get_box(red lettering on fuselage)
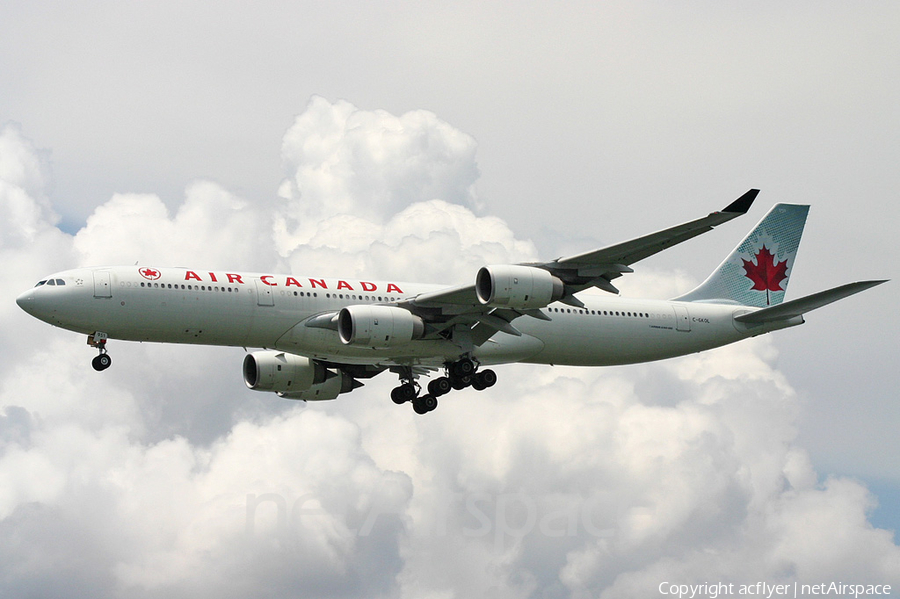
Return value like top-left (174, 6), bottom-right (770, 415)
top-left (178, 271), bottom-right (402, 293)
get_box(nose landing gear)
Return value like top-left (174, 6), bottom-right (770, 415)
top-left (88, 332), bottom-right (112, 371)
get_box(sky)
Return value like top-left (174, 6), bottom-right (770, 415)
top-left (1, 2), bottom-right (899, 597)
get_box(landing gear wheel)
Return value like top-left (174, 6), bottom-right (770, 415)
top-left (391, 382), bottom-right (417, 404)
top-left (428, 376), bottom-right (452, 397)
top-left (92, 353), bottom-right (112, 371)
top-left (473, 369), bottom-right (497, 389)
top-left (450, 375), bottom-right (472, 390)
top-left (413, 394), bottom-right (438, 414)
top-left (390, 386), bottom-right (405, 404)
top-left (451, 357), bottom-right (476, 378)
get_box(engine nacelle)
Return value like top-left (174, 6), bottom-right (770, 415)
top-left (279, 371), bottom-right (360, 402)
top-left (243, 351), bottom-right (327, 394)
top-left (475, 264), bottom-right (564, 310)
top-left (338, 305), bottom-right (425, 348)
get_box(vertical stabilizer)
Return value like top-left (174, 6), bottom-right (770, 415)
top-left (674, 203), bottom-right (809, 307)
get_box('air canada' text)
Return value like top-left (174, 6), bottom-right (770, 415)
top-left (181, 270), bottom-right (404, 294)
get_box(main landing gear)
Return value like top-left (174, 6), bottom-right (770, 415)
top-left (390, 357), bottom-right (497, 415)
top-left (88, 332), bottom-right (112, 371)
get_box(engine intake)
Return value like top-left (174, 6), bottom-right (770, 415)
top-left (475, 265), bottom-right (564, 310)
top-left (243, 351), bottom-right (327, 393)
top-left (338, 305), bottom-right (425, 348)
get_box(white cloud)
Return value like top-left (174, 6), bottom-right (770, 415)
top-left (73, 181), bottom-right (277, 272)
top-left (0, 124), bottom-right (56, 241)
top-left (275, 96), bottom-right (481, 255)
top-left (2, 99), bottom-right (898, 598)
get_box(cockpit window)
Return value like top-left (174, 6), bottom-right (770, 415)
top-left (55, 279), bottom-right (65, 286)
top-left (47, 279), bottom-right (56, 286)
top-left (35, 280), bottom-right (47, 287)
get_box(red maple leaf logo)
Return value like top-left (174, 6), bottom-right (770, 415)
top-left (742, 246), bottom-right (788, 305)
top-left (139, 267), bottom-right (161, 280)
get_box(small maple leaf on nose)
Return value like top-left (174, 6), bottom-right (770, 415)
top-left (743, 245), bottom-right (788, 293)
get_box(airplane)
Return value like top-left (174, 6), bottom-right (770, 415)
top-left (16, 190), bottom-right (886, 414)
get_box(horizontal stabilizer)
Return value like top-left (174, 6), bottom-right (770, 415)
top-left (734, 280), bottom-right (887, 324)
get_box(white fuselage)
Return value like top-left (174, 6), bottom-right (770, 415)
top-left (16, 266), bottom-right (801, 368)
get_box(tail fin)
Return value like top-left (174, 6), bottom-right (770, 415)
top-left (674, 203), bottom-right (810, 307)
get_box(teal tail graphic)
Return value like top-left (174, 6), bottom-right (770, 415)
top-left (674, 203), bottom-right (810, 307)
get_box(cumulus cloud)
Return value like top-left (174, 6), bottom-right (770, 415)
top-left (2, 100), bottom-right (898, 598)
top-left (275, 96), bottom-right (482, 254)
top-left (73, 181), bottom-right (277, 272)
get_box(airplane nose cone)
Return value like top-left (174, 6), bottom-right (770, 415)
top-left (16, 290), bottom-right (35, 314)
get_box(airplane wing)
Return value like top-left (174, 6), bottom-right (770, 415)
top-left (545, 188), bottom-right (758, 294)
top-left (411, 189), bottom-right (758, 310)
top-left (308, 191), bottom-right (758, 346)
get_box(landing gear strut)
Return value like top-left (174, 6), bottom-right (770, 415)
top-left (88, 332), bottom-right (111, 371)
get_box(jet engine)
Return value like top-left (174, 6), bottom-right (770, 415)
top-left (475, 265), bottom-right (564, 310)
top-left (338, 305), bottom-right (425, 348)
top-left (279, 371), bottom-right (361, 402)
top-left (243, 351), bottom-right (327, 394)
